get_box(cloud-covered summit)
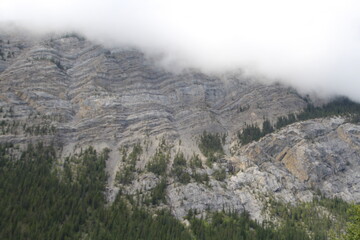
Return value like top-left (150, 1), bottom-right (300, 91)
top-left (1, 0), bottom-right (360, 101)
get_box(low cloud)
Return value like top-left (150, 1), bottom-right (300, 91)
top-left (1, 0), bottom-right (360, 101)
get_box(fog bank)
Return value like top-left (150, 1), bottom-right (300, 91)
top-left (1, 0), bottom-right (360, 101)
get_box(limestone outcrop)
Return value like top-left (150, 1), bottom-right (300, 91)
top-left (1, 31), bottom-right (359, 221)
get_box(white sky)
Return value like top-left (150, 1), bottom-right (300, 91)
top-left (1, 0), bottom-right (360, 101)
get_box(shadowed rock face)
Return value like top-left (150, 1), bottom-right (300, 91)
top-left (1, 31), bottom-right (359, 221)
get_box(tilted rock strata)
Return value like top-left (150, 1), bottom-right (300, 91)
top-left (1, 31), bottom-right (359, 221)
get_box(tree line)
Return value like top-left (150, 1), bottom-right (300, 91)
top-left (0, 142), bottom-right (358, 239)
top-left (238, 97), bottom-right (360, 145)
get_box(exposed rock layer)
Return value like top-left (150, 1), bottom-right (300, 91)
top-left (1, 31), bottom-right (359, 221)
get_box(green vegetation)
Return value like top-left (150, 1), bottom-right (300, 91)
top-left (0, 142), bottom-right (189, 239)
top-left (146, 143), bottom-right (170, 176)
top-left (170, 151), bottom-right (209, 185)
top-left (335, 204), bottom-right (360, 240)
top-left (24, 123), bottom-right (56, 136)
top-left (0, 120), bottom-right (20, 135)
top-left (0, 40), bottom-right (11, 60)
top-left (32, 56), bottom-right (65, 70)
top-left (198, 131), bottom-right (224, 156)
top-left (192, 172), bottom-right (210, 185)
top-left (147, 177), bottom-right (168, 205)
top-left (238, 97), bottom-right (360, 145)
top-left (267, 196), bottom-right (351, 240)
top-left (198, 131), bottom-right (224, 167)
top-left (172, 152), bottom-right (191, 184)
top-left (116, 143), bottom-right (142, 185)
top-left (93, 203), bottom-right (191, 240)
top-left (238, 123), bottom-right (263, 145)
top-left (0, 120), bottom-right (56, 136)
top-left (0, 143), bottom-right (108, 239)
top-left (297, 97), bottom-right (360, 123)
top-left (116, 164), bottom-right (135, 184)
top-left (0, 142), bottom-right (356, 239)
top-left (0, 107), bottom-right (57, 136)
top-left (275, 113), bottom-right (297, 129)
top-left (0, 49), bottom-right (4, 60)
top-left (213, 168), bottom-right (227, 181)
top-left (187, 195), bottom-right (356, 240)
top-left (188, 210), bottom-right (276, 240)
top-left (190, 153), bottom-right (203, 169)
top-left (238, 104), bottom-right (250, 113)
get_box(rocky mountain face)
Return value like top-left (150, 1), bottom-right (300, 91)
top-left (0, 31), bottom-right (359, 221)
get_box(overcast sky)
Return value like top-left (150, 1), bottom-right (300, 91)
top-left (1, 0), bottom-right (360, 101)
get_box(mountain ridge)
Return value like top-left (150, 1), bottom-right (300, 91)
top-left (0, 31), bottom-right (359, 223)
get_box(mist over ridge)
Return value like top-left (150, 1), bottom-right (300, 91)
top-left (1, 0), bottom-right (360, 101)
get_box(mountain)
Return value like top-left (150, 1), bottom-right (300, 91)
top-left (1, 30), bottom-right (359, 238)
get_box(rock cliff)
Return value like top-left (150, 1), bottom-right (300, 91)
top-left (0, 31), bottom-right (359, 221)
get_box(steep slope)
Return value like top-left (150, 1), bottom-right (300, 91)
top-left (0, 33), bottom-right (307, 147)
top-left (122, 117), bottom-right (359, 221)
top-left (1, 31), bottom-right (359, 222)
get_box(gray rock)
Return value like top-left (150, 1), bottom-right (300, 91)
top-left (1, 30), bottom-right (359, 222)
